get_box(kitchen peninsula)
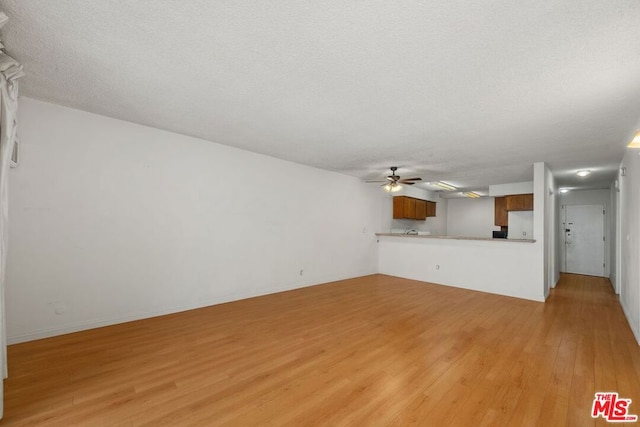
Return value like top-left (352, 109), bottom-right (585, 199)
top-left (378, 165), bottom-right (555, 303)
top-left (376, 232), bottom-right (543, 302)
top-left (376, 233), bottom-right (535, 243)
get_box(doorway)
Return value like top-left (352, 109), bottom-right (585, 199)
top-left (563, 204), bottom-right (605, 276)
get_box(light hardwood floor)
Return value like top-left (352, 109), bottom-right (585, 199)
top-left (3, 273), bottom-right (639, 426)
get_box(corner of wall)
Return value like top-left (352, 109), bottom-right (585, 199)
top-left (533, 162), bottom-right (548, 299)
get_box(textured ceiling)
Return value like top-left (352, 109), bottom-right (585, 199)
top-left (2, 1), bottom-right (640, 192)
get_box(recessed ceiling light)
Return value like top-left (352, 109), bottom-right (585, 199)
top-left (560, 188), bottom-right (570, 193)
top-left (576, 170), bottom-right (591, 177)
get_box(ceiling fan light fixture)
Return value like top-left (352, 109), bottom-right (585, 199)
top-left (434, 181), bottom-right (457, 191)
top-left (368, 167), bottom-right (420, 192)
top-left (628, 130), bottom-right (640, 148)
top-left (384, 183), bottom-right (402, 192)
top-left (576, 170), bottom-right (591, 177)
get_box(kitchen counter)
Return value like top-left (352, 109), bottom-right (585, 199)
top-left (375, 233), bottom-right (535, 243)
top-left (376, 232), bottom-right (544, 301)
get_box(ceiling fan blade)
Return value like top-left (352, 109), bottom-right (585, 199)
top-left (399, 177), bottom-right (422, 182)
top-left (403, 182), bottom-right (416, 185)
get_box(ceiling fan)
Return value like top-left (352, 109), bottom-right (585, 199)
top-left (366, 167), bottom-right (422, 192)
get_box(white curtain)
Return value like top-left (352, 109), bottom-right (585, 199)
top-left (0, 11), bottom-right (23, 419)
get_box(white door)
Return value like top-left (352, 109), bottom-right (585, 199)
top-left (564, 204), bottom-right (604, 276)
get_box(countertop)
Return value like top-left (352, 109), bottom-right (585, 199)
top-left (375, 233), bottom-right (536, 243)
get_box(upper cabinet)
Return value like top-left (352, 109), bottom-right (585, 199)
top-left (505, 194), bottom-right (534, 211)
top-left (494, 196), bottom-right (508, 226)
top-left (415, 199), bottom-right (427, 220)
top-left (495, 193), bottom-right (534, 226)
top-left (393, 196), bottom-right (436, 220)
top-left (426, 200), bottom-right (436, 217)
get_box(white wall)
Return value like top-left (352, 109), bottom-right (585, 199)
top-left (489, 181), bottom-right (534, 196)
top-left (6, 98), bottom-right (386, 343)
top-left (619, 148), bottom-right (640, 343)
top-left (545, 166), bottom-right (559, 293)
top-left (446, 197), bottom-right (500, 238)
top-left (533, 162), bottom-right (548, 299)
top-left (395, 185), bottom-right (439, 202)
top-left (378, 237), bottom-right (544, 301)
top-left (508, 211), bottom-right (533, 239)
top-left (558, 189), bottom-right (612, 277)
top-left (612, 180), bottom-right (620, 293)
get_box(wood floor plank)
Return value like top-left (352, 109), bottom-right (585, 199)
top-left (2, 273), bottom-right (639, 426)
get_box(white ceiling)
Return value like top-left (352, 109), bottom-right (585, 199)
top-left (2, 1), bottom-right (640, 192)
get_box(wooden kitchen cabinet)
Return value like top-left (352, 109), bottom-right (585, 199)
top-left (494, 196), bottom-right (508, 226)
top-left (404, 197), bottom-right (416, 218)
top-left (415, 199), bottom-right (427, 220)
top-left (393, 196), bottom-right (436, 220)
top-left (426, 201), bottom-right (436, 217)
top-left (505, 194), bottom-right (533, 211)
top-left (393, 196), bottom-right (405, 219)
